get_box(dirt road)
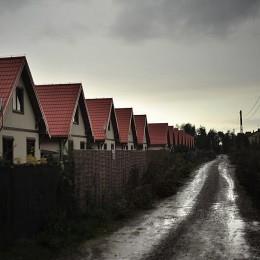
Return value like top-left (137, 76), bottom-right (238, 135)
top-left (60, 155), bottom-right (260, 260)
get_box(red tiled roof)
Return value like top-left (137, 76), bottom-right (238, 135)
top-left (188, 135), bottom-right (191, 147)
top-left (173, 128), bottom-right (179, 145)
top-left (184, 132), bottom-right (187, 146)
top-left (36, 83), bottom-right (82, 137)
top-left (168, 126), bottom-right (174, 145)
top-left (134, 115), bottom-right (149, 145)
top-left (0, 56), bottom-right (25, 118)
top-left (0, 56), bottom-right (48, 133)
top-left (115, 108), bottom-right (135, 144)
top-left (179, 130), bottom-right (184, 145)
top-left (86, 98), bottom-right (116, 141)
top-left (148, 123), bottom-right (168, 145)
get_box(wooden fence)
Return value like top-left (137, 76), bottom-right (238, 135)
top-left (73, 150), bottom-right (148, 210)
top-left (0, 165), bottom-right (60, 243)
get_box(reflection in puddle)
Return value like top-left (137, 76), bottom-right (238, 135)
top-left (58, 156), bottom-right (260, 260)
top-left (216, 159), bottom-right (250, 259)
top-left (77, 161), bottom-right (215, 260)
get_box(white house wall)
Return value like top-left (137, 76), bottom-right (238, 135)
top-left (91, 119), bottom-right (116, 151)
top-left (0, 78), bottom-right (41, 163)
top-left (71, 105), bottom-right (87, 138)
top-left (142, 131), bottom-right (148, 150)
top-left (127, 126), bottom-right (135, 150)
top-left (40, 105), bottom-right (87, 154)
top-left (104, 119), bottom-right (115, 150)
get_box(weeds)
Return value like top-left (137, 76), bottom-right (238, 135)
top-left (230, 147), bottom-right (260, 210)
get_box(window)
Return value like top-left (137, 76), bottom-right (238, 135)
top-left (111, 143), bottom-right (114, 150)
top-left (73, 106), bottom-right (79, 125)
top-left (108, 121), bottom-right (111, 131)
top-left (80, 142), bottom-right (85, 150)
top-left (104, 143), bottom-right (107, 150)
top-left (131, 145), bottom-right (134, 150)
top-left (27, 138), bottom-right (35, 157)
top-left (13, 87), bottom-right (24, 113)
top-left (3, 136), bottom-right (14, 163)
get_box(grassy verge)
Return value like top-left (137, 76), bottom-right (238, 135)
top-left (230, 147), bottom-right (260, 210)
top-left (0, 150), bottom-right (215, 260)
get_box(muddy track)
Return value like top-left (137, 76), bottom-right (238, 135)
top-left (57, 156), bottom-right (260, 260)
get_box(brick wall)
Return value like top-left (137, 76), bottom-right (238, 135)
top-left (73, 150), bottom-right (148, 210)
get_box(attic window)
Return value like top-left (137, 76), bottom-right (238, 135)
top-left (13, 87), bottom-right (24, 113)
top-left (73, 106), bottom-right (79, 125)
top-left (108, 121), bottom-right (111, 131)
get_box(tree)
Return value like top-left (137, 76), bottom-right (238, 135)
top-left (181, 123), bottom-right (196, 136)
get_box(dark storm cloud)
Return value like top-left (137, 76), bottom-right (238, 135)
top-left (0, 0), bottom-right (31, 12)
top-left (112, 0), bottom-right (260, 41)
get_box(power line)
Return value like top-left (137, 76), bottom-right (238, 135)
top-left (245, 95), bottom-right (260, 117)
top-left (248, 102), bottom-right (260, 119)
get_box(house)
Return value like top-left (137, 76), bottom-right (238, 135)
top-left (0, 56), bottom-right (48, 164)
top-left (183, 132), bottom-right (188, 147)
top-left (178, 130), bottom-right (185, 146)
top-left (168, 125), bottom-right (174, 151)
top-left (187, 134), bottom-right (191, 148)
top-left (148, 123), bottom-right (169, 150)
top-left (134, 115), bottom-right (150, 150)
top-left (115, 108), bottom-right (137, 150)
top-left (191, 135), bottom-right (195, 148)
top-left (36, 83), bottom-right (92, 158)
top-left (173, 128), bottom-right (179, 147)
top-left (85, 98), bottom-right (119, 150)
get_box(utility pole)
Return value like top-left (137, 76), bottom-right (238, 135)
top-left (240, 110), bottom-right (243, 134)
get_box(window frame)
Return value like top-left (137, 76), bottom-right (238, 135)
top-left (80, 141), bottom-right (86, 150)
top-left (12, 87), bottom-right (24, 114)
top-left (73, 106), bottom-right (79, 125)
top-left (26, 138), bottom-right (36, 157)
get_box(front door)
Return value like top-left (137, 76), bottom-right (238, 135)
top-left (2, 137), bottom-right (14, 163)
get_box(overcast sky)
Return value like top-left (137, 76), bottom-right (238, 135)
top-left (0, 0), bottom-right (260, 132)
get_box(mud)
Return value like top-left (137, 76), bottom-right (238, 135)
top-left (58, 155), bottom-right (260, 260)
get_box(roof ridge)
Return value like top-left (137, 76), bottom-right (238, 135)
top-left (36, 83), bottom-right (82, 87)
top-left (0, 55), bottom-right (26, 60)
top-left (149, 123), bottom-right (168, 125)
top-left (86, 98), bottom-right (113, 101)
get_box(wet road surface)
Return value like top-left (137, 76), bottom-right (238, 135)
top-left (60, 155), bottom-right (260, 260)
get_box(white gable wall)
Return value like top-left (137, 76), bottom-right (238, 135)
top-left (92, 118), bottom-right (116, 151)
top-left (40, 104), bottom-right (88, 154)
top-left (127, 125), bottom-right (135, 150)
top-left (143, 129), bottom-right (148, 150)
top-left (104, 118), bottom-right (116, 150)
top-left (0, 78), bottom-right (41, 163)
top-left (70, 105), bottom-right (87, 150)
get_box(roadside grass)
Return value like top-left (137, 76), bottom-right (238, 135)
top-left (230, 146), bottom-right (260, 210)
top-left (0, 150), bottom-right (215, 260)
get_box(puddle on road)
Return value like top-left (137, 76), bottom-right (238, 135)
top-left (58, 156), bottom-right (260, 260)
top-left (217, 159), bottom-right (250, 259)
top-left (66, 160), bottom-right (216, 260)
